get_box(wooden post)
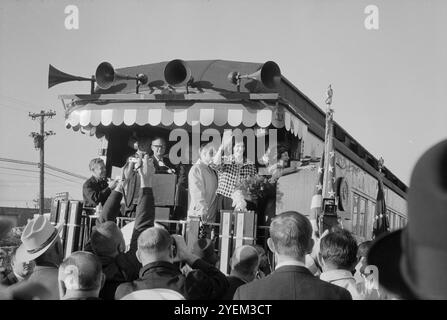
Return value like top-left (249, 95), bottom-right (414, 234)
top-left (186, 217), bottom-right (201, 252)
top-left (218, 210), bottom-right (234, 275)
top-left (233, 210), bottom-right (257, 251)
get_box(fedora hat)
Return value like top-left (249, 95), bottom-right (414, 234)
top-left (16, 215), bottom-right (62, 263)
top-left (368, 139), bottom-right (447, 299)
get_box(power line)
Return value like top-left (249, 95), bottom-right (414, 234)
top-left (45, 164), bottom-right (87, 180)
top-left (0, 169), bottom-right (81, 185)
top-left (0, 158), bottom-right (88, 180)
top-left (0, 94), bottom-right (40, 110)
top-left (0, 199), bottom-right (37, 202)
top-left (44, 171), bottom-right (81, 184)
top-left (0, 158), bottom-right (39, 166)
top-left (0, 166), bottom-right (39, 174)
top-left (0, 171), bottom-right (39, 179)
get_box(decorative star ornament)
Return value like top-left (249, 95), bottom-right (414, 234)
top-left (329, 151), bottom-right (335, 158)
top-left (316, 183), bottom-right (322, 191)
top-left (318, 166), bottom-right (323, 174)
top-left (328, 190), bottom-right (335, 197)
top-left (328, 165), bottom-right (334, 173)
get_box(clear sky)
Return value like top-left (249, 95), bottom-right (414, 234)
top-left (0, 0), bottom-right (446, 207)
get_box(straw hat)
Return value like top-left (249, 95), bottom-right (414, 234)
top-left (16, 215), bottom-right (62, 263)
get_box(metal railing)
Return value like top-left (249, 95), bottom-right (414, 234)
top-left (78, 211), bottom-right (272, 275)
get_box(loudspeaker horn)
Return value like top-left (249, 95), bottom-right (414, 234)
top-left (95, 62), bottom-right (148, 93)
top-left (227, 61), bottom-right (281, 92)
top-left (164, 59), bottom-right (193, 92)
top-left (48, 64), bottom-right (95, 93)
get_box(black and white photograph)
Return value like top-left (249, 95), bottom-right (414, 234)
top-left (0, 0), bottom-right (446, 306)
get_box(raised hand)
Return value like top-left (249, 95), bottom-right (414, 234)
top-left (114, 178), bottom-right (125, 194)
top-left (108, 178), bottom-right (119, 190)
top-left (171, 234), bottom-right (199, 266)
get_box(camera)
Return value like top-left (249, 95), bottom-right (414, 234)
top-left (323, 198), bottom-right (337, 216)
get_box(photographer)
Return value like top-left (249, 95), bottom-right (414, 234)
top-left (114, 228), bottom-right (228, 300)
top-left (83, 158), bottom-right (119, 208)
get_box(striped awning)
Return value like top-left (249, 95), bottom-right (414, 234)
top-left (64, 99), bottom-right (308, 139)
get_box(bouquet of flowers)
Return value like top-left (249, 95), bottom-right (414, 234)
top-left (231, 175), bottom-right (275, 211)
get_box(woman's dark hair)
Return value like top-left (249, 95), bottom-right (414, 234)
top-left (276, 144), bottom-right (290, 160)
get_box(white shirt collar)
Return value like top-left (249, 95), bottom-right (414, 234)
top-left (320, 269), bottom-right (355, 283)
top-left (275, 259), bottom-right (306, 270)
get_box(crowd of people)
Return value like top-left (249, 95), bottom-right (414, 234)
top-left (0, 137), bottom-right (446, 300)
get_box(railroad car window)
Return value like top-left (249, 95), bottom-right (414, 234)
top-left (387, 210), bottom-right (394, 230)
top-left (352, 193), bottom-right (368, 237)
top-left (352, 194), bottom-right (359, 234)
top-left (359, 197), bottom-right (367, 237)
top-left (278, 130), bottom-right (302, 161)
top-left (368, 202), bottom-right (376, 239)
top-left (392, 212), bottom-right (396, 230)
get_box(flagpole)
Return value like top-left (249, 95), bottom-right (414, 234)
top-left (317, 85), bottom-right (336, 235)
top-left (373, 157), bottom-right (389, 238)
top-left (322, 85), bottom-right (333, 199)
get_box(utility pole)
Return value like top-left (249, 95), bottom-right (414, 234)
top-left (29, 110), bottom-right (56, 215)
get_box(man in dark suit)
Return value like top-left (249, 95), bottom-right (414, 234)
top-left (233, 211), bottom-right (352, 300)
top-left (222, 245), bottom-right (259, 300)
top-left (114, 227), bottom-right (228, 300)
top-left (83, 158), bottom-right (118, 208)
top-left (150, 136), bottom-right (188, 220)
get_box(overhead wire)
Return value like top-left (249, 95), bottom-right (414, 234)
top-left (0, 167), bottom-right (81, 185)
top-left (0, 158), bottom-right (88, 180)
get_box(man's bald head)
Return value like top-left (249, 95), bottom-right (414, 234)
top-left (137, 227), bottom-right (172, 262)
top-left (230, 245), bottom-right (259, 278)
top-left (59, 251), bottom-right (103, 292)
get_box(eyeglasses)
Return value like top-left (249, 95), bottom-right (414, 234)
top-left (152, 145), bottom-right (165, 149)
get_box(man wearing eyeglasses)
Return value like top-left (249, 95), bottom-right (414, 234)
top-left (150, 137), bottom-right (174, 174)
top-left (150, 136), bottom-right (188, 220)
